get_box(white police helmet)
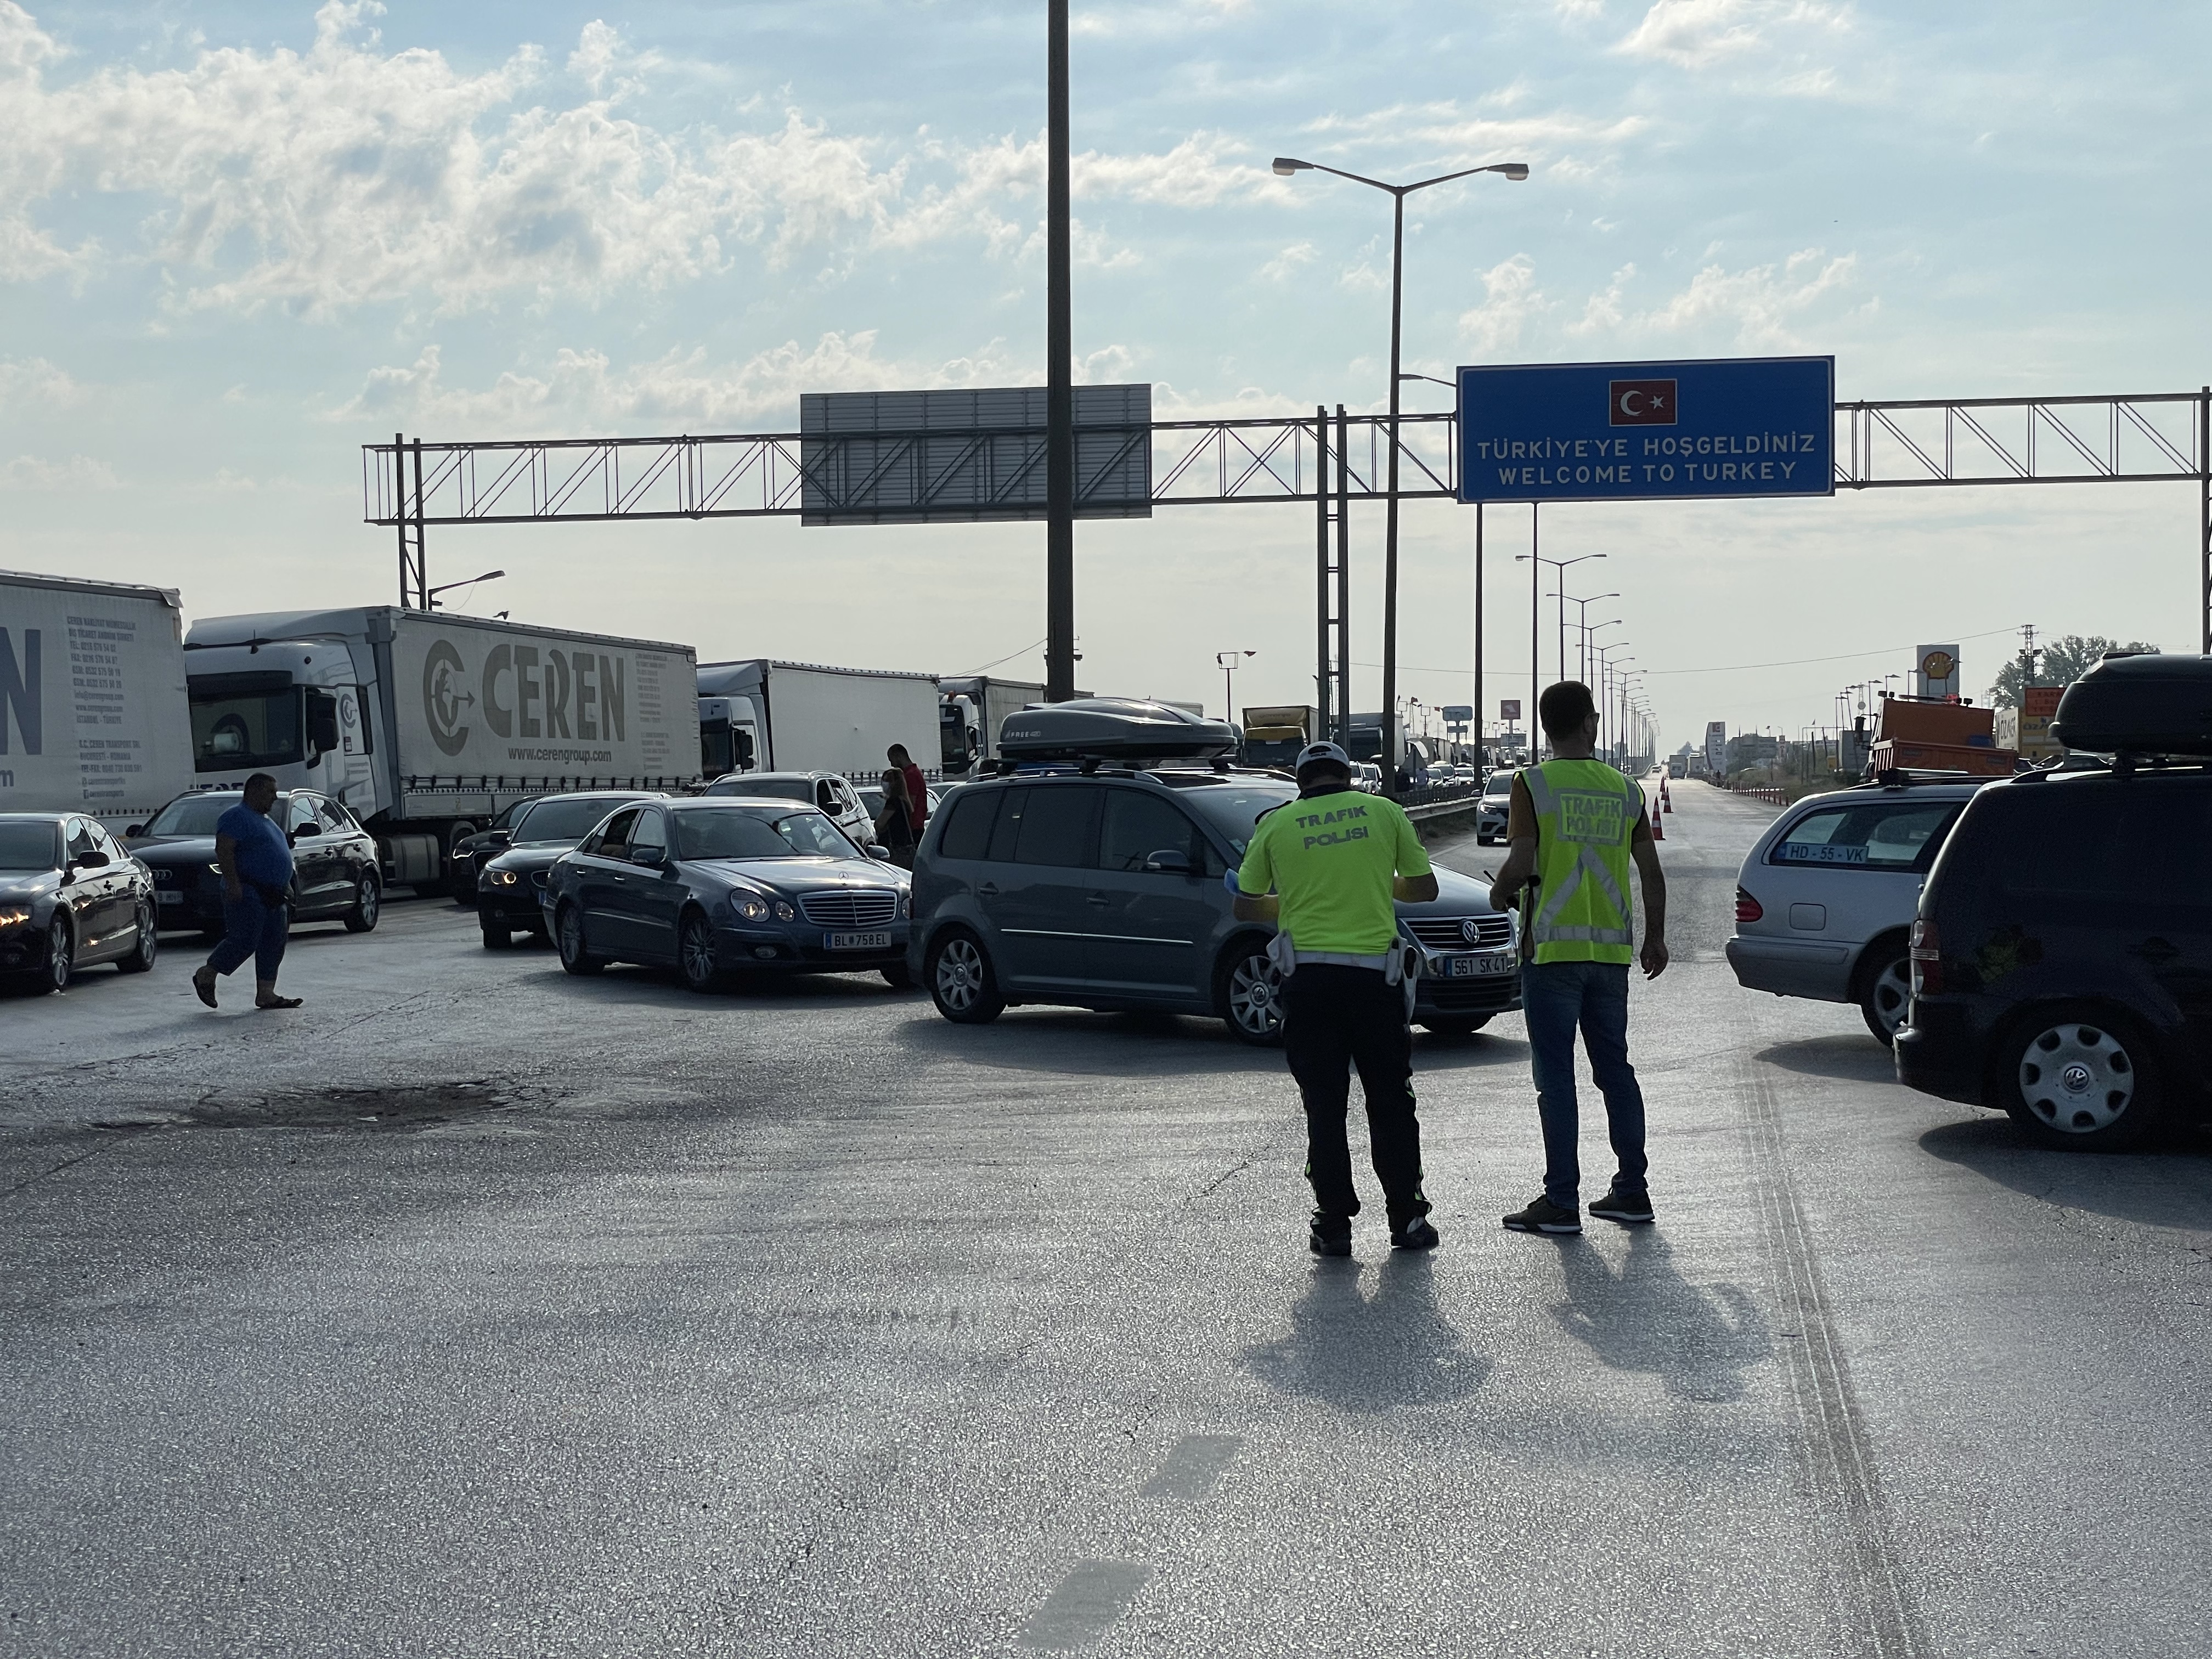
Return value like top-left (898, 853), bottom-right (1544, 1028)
top-left (1293, 740), bottom-right (1353, 780)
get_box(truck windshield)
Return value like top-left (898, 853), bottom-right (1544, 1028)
top-left (191, 690), bottom-right (302, 771)
top-left (674, 807), bottom-right (856, 861)
top-left (513, 797), bottom-right (645, 844)
top-left (144, 795), bottom-right (240, 836)
top-left (0, 821), bottom-right (60, 870)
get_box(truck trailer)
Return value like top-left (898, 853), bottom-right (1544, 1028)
top-left (0, 567), bottom-right (196, 828)
top-left (698, 659), bottom-right (940, 779)
top-left (182, 608), bottom-right (700, 891)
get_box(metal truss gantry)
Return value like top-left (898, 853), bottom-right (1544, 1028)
top-left (366, 388), bottom-right (2212, 650)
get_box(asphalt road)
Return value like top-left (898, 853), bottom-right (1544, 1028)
top-left (4, 783), bottom-right (2209, 1657)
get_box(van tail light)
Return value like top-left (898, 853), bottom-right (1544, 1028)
top-left (1910, 917), bottom-right (1943, 995)
top-left (1735, 887), bottom-right (1763, 925)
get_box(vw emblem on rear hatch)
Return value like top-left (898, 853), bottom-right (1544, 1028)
top-left (1462, 918), bottom-right (1480, 943)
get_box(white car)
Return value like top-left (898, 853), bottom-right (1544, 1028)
top-left (1476, 769), bottom-right (1516, 844)
top-left (1725, 777), bottom-right (1993, 1043)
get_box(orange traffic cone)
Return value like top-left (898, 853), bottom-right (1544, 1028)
top-left (1660, 778), bottom-right (1673, 812)
top-left (1650, 796), bottom-right (1666, 840)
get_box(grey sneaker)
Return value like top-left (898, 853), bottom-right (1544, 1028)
top-left (1502, 1195), bottom-right (1582, 1235)
top-left (1588, 1184), bottom-right (1655, 1224)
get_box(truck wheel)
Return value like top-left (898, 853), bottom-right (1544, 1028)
top-left (2001, 1007), bottom-right (2164, 1151)
top-left (1855, 944), bottom-right (1911, 1046)
top-left (678, 911), bottom-right (724, 994)
top-left (117, 901), bottom-right (158, 973)
top-left (927, 929), bottom-right (1003, 1024)
top-left (342, 873), bottom-right (381, 934)
top-left (1216, 938), bottom-right (1285, 1047)
top-left (556, 904), bottom-right (605, 977)
top-left (1419, 1015), bottom-right (1491, 1037)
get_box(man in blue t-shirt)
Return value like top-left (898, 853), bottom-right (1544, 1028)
top-left (191, 772), bottom-right (302, 1011)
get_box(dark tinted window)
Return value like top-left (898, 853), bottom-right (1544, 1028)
top-left (0, 821), bottom-right (59, 870)
top-left (985, 788), bottom-right (1029, 862)
top-left (674, 807), bottom-right (854, 861)
top-left (589, 808), bottom-right (641, 857)
top-left (66, 819), bottom-right (98, 861)
top-left (144, 795), bottom-right (239, 836)
top-left (704, 776), bottom-right (812, 803)
top-left (516, 797), bottom-right (641, 843)
top-left (1175, 780), bottom-right (1300, 858)
top-left (936, 791), bottom-right (1000, 861)
top-left (1771, 800), bottom-right (1961, 871)
top-left (1098, 790), bottom-right (1201, 872)
top-left (1011, 784), bottom-right (1099, 867)
top-left (1995, 783), bottom-right (2212, 901)
top-left (629, 809), bottom-right (668, 856)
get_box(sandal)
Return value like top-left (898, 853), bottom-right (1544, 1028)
top-left (254, 994), bottom-right (303, 1011)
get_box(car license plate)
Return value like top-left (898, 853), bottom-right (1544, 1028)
top-left (826, 930), bottom-right (891, 951)
top-left (1437, 952), bottom-right (1515, 978)
top-left (156, 891), bottom-right (184, 906)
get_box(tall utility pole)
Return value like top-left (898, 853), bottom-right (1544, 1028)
top-left (1044, 0), bottom-right (1075, 702)
top-left (1472, 504), bottom-right (1485, 768)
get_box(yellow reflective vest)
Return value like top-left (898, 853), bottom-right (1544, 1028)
top-left (1523, 759), bottom-right (1644, 966)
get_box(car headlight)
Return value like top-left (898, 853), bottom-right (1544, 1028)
top-left (206, 862), bottom-right (224, 874)
top-left (494, 870), bottom-right (520, 886)
top-left (732, 893), bottom-right (771, 922)
top-left (899, 888), bottom-right (912, 918)
top-left (0, 907), bottom-right (31, 930)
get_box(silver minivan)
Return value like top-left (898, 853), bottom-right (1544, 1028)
top-left (1726, 778), bottom-right (1991, 1043)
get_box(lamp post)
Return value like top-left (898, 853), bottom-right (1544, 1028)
top-left (1216, 649), bottom-right (1255, 725)
top-left (426, 569), bottom-right (504, 610)
top-left (1594, 644), bottom-right (1631, 764)
top-left (1516, 550), bottom-right (1605, 752)
top-left (1272, 152), bottom-right (1527, 792)
top-left (1549, 592), bottom-right (1619, 682)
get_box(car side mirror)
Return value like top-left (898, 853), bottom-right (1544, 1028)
top-left (866, 843), bottom-right (892, 861)
top-left (125, 824), bottom-right (145, 839)
top-left (489, 831), bottom-right (511, 847)
top-left (73, 849), bottom-right (110, 870)
top-left (307, 702), bottom-right (341, 753)
top-left (629, 845), bottom-right (667, 867)
top-left (293, 822), bottom-right (320, 837)
top-left (1142, 848), bottom-right (1193, 875)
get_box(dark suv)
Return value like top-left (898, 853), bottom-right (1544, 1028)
top-left (1894, 762), bottom-right (2211, 1148)
top-left (907, 767), bottom-right (1521, 1043)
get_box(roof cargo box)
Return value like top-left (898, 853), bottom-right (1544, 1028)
top-left (2049, 653), bottom-right (2212, 757)
top-left (996, 698), bottom-right (1237, 763)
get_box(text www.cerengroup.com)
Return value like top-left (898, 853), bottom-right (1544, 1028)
top-left (505, 747), bottom-right (613, 764)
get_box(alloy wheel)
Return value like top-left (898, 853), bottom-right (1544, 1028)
top-left (1863, 955), bottom-right (1911, 1042)
top-left (46, 919), bottom-right (72, 991)
top-left (934, 935), bottom-right (985, 1013)
top-left (680, 916), bottom-right (720, 991)
top-left (358, 878), bottom-right (379, 927)
top-left (2018, 1022), bottom-right (2135, 1135)
top-left (1227, 951), bottom-right (1283, 1040)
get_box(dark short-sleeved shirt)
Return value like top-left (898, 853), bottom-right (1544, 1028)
top-left (218, 803), bottom-right (294, 889)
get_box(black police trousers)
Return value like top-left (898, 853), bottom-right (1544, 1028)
top-left (1282, 963), bottom-right (1429, 1222)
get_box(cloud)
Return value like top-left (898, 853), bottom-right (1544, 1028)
top-left (1457, 254), bottom-right (1551, 353)
top-left (1295, 100), bottom-right (1648, 184)
top-left (1616, 0), bottom-right (1852, 71)
top-left (0, 452), bottom-right (120, 489)
top-left (0, 4), bottom-right (1299, 318)
top-left (1568, 249), bottom-right (1859, 348)
top-left (1258, 241), bottom-right (1317, 283)
top-left (1071, 0), bottom-right (1251, 38)
top-left (0, 354), bottom-right (86, 405)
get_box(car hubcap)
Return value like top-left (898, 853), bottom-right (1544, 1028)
top-left (137, 905), bottom-right (156, 963)
top-left (1229, 954), bottom-right (1281, 1036)
top-left (684, 922), bottom-right (715, 981)
top-left (1869, 957), bottom-right (1911, 1035)
top-left (936, 939), bottom-right (981, 1011)
top-left (2019, 1023), bottom-right (2135, 1133)
top-left (360, 881), bottom-right (379, 923)
top-left (49, 923), bottom-right (70, 986)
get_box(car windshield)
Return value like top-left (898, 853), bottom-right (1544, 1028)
top-left (514, 797), bottom-right (641, 843)
top-left (0, 821), bottom-right (60, 870)
top-left (706, 776), bottom-right (814, 803)
top-left (1173, 780), bottom-right (1300, 856)
top-left (674, 807), bottom-right (857, 861)
top-left (1484, 774), bottom-right (1514, 798)
top-left (144, 795), bottom-right (239, 836)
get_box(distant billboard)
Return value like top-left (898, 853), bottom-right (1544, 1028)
top-left (1442, 704), bottom-right (1474, 724)
top-left (1500, 698), bottom-right (1522, 721)
top-left (1705, 720), bottom-right (1726, 775)
top-left (801, 385), bottom-right (1152, 525)
top-left (1457, 356), bottom-right (1834, 504)
top-left (1915, 644), bottom-right (1961, 698)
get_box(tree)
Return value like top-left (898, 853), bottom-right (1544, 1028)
top-left (1988, 634), bottom-right (2159, 707)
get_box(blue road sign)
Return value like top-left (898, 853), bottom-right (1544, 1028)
top-left (1457, 356), bottom-right (1834, 504)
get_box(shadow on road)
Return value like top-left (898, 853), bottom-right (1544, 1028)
top-left (1916, 1116), bottom-right (2212, 1230)
top-left (1548, 1229), bottom-right (1770, 1404)
top-left (1755, 1034), bottom-right (1894, 1085)
top-left (891, 1007), bottom-right (1531, 1077)
top-left (1244, 1254), bottom-right (1491, 1414)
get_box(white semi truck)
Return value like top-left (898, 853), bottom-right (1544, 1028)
top-left (182, 608), bottom-right (700, 891)
top-left (939, 675), bottom-right (1055, 775)
top-left (0, 568), bottom-right (196, 828)
top-left (697, 659), bottom-right (940, 779)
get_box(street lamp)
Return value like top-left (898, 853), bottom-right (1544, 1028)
top-left (427, 569), bottom-right (504, 609)
top-left (1550, 591), bottom-right (1619, 682)
top-left (1516, 550), bottom-right (1604, 752)
top-left (1216, 649), bottom-right (1255, 724)
top-left (1273, 152), bottom-right (1528, 790)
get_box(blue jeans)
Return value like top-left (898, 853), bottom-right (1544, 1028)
top-left (1521, 959), bottom-right (1648, 1209)
top-left (207, 888), bottom-right (289, 982)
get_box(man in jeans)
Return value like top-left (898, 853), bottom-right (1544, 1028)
top-left (191, 772), bottom-right (302, 1011)
top-left (1234, 741), bottom-right (1442, 1256)
top-left (1487, 682), bottom-right (1668, 1234)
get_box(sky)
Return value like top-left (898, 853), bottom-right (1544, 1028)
top-left (2, 0), bottom-right (2209, 750)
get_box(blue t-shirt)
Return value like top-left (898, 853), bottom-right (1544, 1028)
top-left (217, 803), bottom-right (294, 889)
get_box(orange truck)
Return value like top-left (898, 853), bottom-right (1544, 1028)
top-left (1868, 695), bottom-right (2017, 776)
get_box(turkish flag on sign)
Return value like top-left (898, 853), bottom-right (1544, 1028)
top-left (1609, 379), bottom-right (1677, 426)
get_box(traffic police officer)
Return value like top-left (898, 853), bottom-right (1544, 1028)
top-left (1234, 740), bottom-right (1442, 1256)
top-left (1487, 681), bottom-right (1669, 1235)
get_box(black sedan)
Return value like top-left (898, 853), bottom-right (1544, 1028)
top-left (445, 795), bottom-right (543, 903)
top-left (127, 789), bottom-right (381, 935)
top-left (0, 813), bottom-right (159, 992)
top-left (540, 797), bottom-right (911, 992)
top-left (476, 791), bottom-right (667, 948)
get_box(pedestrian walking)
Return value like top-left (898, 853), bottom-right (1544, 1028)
top-left (887, 744), bottom-right (929, 834)
top-left (1233, 740), bottom-right (1442, 1256)
top-left (1486, 681), bottom-right (1668, 1235)
top-left (190, 772), bottom-right (301, 1011)
top-left (873, 768), bottom-right (919, 868)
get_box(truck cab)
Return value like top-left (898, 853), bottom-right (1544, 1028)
top-left (699, 695), bottom-right (761, 777)
top-left (183, 635), bottom-right (378, 812)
